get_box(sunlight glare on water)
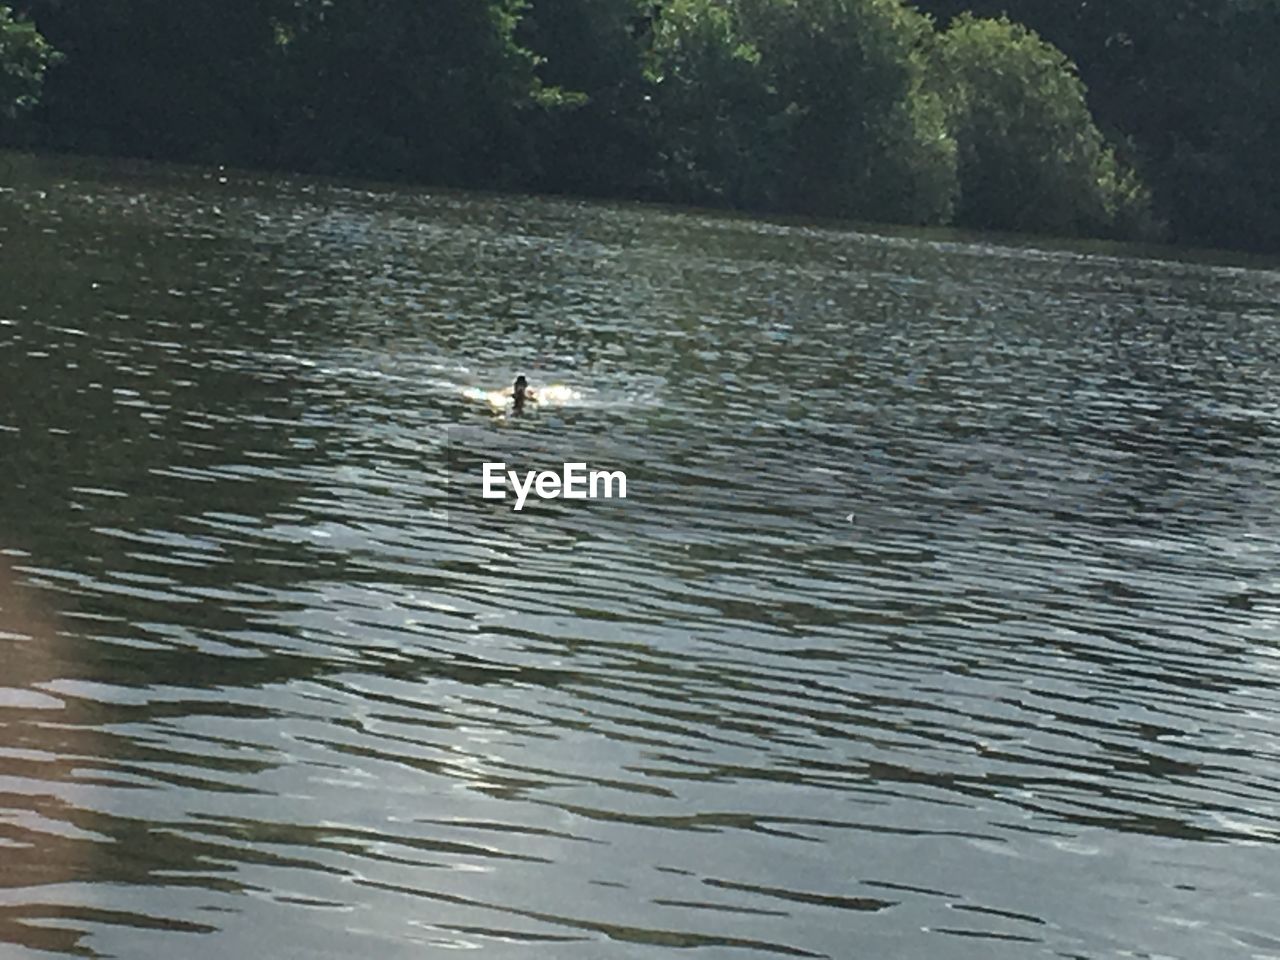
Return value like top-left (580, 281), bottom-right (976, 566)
top-left (3, 154), bottom-right (1280, 959)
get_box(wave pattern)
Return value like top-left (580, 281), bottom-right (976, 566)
top-left (3, 157), bottom-right (1280, 958)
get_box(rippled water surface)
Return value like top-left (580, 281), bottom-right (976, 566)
top-left (4, 153), bottom-right (1280, 959)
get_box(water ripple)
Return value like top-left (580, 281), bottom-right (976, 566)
top-left (3, 155), bottom-right (1280, 958)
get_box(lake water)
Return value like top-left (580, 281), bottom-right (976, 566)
top-left (3, 152), bottom-right (1280, 959)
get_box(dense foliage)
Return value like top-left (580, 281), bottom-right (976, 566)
top-left (647, 0), bottom-right (957, 224)
top-left (914, 0), bottom-right (1280, 250)
top-left (2, 0), bottom-right (1276, 250)
top-left (0, 4), bottom-right (57, 119)
top-left (932, 14), bottom-right (1149, 237)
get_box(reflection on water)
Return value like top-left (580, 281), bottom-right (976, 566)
top-left (3, 153), bottom-right (1280, 958)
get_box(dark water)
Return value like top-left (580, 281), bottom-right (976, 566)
top-left (3, 152), bottom-right (1280, 959)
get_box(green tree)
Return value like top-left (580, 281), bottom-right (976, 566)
top-left (931, 14), bottom-right (1148, 237)
top-left (1143, 0), bottom-right (1280, 250)
top-left (742, 0), bottom-right (956, 223)
top-left (915, 0), bottom-right (1278, 251)
top-left (647, 0), bottom-right (958, 224)
top-left (0, 4), bottom-right (57, 120)
top-left (519, 0), bottom-right (657, 197)
top-left (11, 0), bottom-right (1276, 250)
top-left (18, 0), bottom-right (555, 184)
top-left (646, 0), bottom-right (782, 207)
top-left (271, 0), bottom-right (552, 185)
top-left (18, 0), bottom-right (285, 161)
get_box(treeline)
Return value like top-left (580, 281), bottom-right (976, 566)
top-left (916, 0), bottom-right (1280, 252)
top-left (1, 1), bottom-right (1275, 251)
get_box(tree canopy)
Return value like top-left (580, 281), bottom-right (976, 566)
top-left (0, 4), bottom-right (57, 120)
top-left (647, 0), bottom-right (958, 224)
top-left (2, 0), bottom-right (1275, 251)
top-left (913, 0), bottom-right (1280, 249)
top-left (932, 14), bottom-right (1149, 237)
